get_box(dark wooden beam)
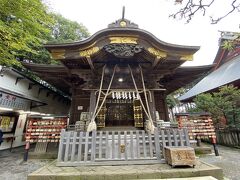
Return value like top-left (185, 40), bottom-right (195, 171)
top-left (52, 94), bottom-right (57, 100)
top-left (15, 77), bottom-right (24, 85)
top-left (46, 91), bottom-right (51, 97)
top-left (152, 57), bottom-right (161, 69)
top-left (86, 56), bottom-right (95, 70)
top-left (28, 82), bottom-right (37, 90)
top-left (38, 87), bottom-right (45, 95)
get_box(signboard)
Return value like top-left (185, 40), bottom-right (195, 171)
top-left (0, 92), bottom-right (30, 110)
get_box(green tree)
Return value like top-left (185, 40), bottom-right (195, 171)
top-left (166, 95), bottom-right (179, 121)
top-left (50, 14), bottom-right (90, 43)
top-left (0, 1), bottom-right (90, 67)
top-left (192, 85), bottom-right (240, 127)
top-left (0, 0), bottom-right (54, 66)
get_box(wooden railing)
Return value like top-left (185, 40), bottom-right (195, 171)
top-left (57, 128), bottom-right (190, 166)
top-left (215, 128), bottom-right (240, 147)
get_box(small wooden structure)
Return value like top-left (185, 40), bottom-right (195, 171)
top-left (164, 146), bottom-right (196, 167)
top-left (57, 128), bottom-right (190, 166)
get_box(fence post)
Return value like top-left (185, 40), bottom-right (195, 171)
top-left (23, 142), bottom-right (30, 161)
top-left (57, 129), bottom-right (65, 162)
top-left (154, 128), bottom-right (161, 160)
top-left (211, 137), bottom-right (219, 156)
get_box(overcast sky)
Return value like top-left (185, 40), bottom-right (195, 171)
top-left (45, 0), bottom-right (239, 66)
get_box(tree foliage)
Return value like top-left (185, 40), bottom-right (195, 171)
top-left (0, 0), bottom-right (54, 66)
top-left (0, 0), bottom-right (90, 67)
top-left (50, 14), bottom-right (89, 43)
top-left (192, 85), bottom-right (240, 128)
top-left (171, 0), bottom-right (240, 24)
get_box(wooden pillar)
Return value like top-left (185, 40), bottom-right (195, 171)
top-left (89, 90), bottom-right (96, 119)
top-left (69, 87), bottom-right (77, 125)
top-left (163, 93), bottom-right (170, 121)
top-left (149, 91), bottom-right (156, 125)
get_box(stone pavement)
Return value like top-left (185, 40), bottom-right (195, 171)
top-left (0, 146), bottom-right (51, 180)
top-left (198, 143), bottom-right (240, 180)
top-left (27, 160), bottom-right (222, 180)
top-left (1, 143), bottom-right (240, 180)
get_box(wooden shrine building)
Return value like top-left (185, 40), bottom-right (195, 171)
top-left (23, 16), bottom-right (213, 131)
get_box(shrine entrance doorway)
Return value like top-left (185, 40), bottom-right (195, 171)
top-left (105, 100), bottom-right (134, 127)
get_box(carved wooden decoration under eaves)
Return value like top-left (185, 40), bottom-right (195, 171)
top-left (79, 47), bottom-right (100, 57)
top-left (109, 37), bottom-right (138, 44)
top-left (147, 47), bottom-right (167, 59)
top-left (104, 44), bottom-right (143, 58)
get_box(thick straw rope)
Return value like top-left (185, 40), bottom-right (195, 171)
top-left (93, 65), bottom-right (117, 120)
top-left (87, 65), bottom-right (106, 132)
top-left (128, 65), bottom-right (151, 121)
top-left (139, 65), bottom-right (155, 133)
top-left (87, 65), bottom-right (117, 132)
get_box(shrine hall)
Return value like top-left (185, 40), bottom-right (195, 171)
top-left (23, 16), bottom-right (213, 131)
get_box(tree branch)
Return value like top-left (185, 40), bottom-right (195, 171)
top-left (210, 0), bottom-right (240, 24)
top-left (170, 0), bottom-right (239, 24)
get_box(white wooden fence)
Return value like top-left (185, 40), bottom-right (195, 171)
top-left (57, 128), bottom-right (190, 166)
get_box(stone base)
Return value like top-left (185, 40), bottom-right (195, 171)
top-left (28, 160), bottom-right (223, 180)
top-left (28, 152), bottom-right (57, 159)
top-left (195, 147), bottom-right (212, 155)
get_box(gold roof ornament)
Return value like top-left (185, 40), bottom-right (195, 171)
top-left (120, 21), bottom-right (127, 27)
top-left (180, 54), bottom-right (193, 61)
top-left (109, 37), bottom-right (138, 44)
top-left (79, 47), bottom-right (100, 57)
top-left (50, 49), bottom-right (65, 60)
top-left (147, 47), bottom-right (167, 59)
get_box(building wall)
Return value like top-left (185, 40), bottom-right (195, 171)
top-left (69, 88), bottom-right (90, 124)
top-left (0, 70), bottom-right (70, 114)
top-left (154, 92), bottom-right (169, 121)
top-left (0, 69), bottom-right (70, 150)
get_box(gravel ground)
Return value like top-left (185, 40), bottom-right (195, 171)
top-left (0, 146), bottom-right (51, 180)
top-left (198, 143), bottom-right (240, 180)
top-left (0, 144), bottom-right (240, 180)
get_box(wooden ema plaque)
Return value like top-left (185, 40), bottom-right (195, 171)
top-left (25, 117), bottom-right (67, 143)
top-left (176, 114), bottom-right (216, 140)
top-left (164, 146), bottom-right (196, 167)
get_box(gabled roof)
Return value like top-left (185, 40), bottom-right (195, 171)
top-left (179, 55), bottom-right (240, 101)
top-left (44, 18), bottom-right (199, 71)
top-left (179, 31), bottom-right (240, 102)
top-left (23, 17), bottom-right (210, 95)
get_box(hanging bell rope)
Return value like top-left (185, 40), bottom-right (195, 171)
top-left (87, 65), bottom-right (106, 132)
top-left (139, 65), bottom-right (155, 134)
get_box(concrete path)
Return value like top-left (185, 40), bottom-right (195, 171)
top-left (0, 143), bottom-right (239, 180)
top-left (199, 143), bottom-right (240, 180)
top-left (27, 160), bottom-right (222, 180)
